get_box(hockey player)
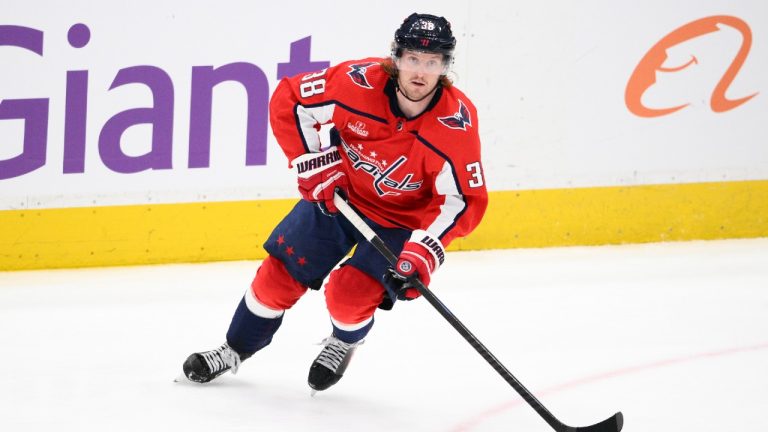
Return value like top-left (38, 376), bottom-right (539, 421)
top-left (182, 12), bottom-right (488, 392)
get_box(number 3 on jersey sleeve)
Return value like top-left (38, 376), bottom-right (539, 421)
top-left (300, 69), bottom-right (328, 98)
top-left (466, 161), bottom-right (484, 188)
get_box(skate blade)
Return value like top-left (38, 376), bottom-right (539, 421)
top-left (173, 373), bottom-right (188, 383)
top-left (310, 389), bottom-right (318, 397)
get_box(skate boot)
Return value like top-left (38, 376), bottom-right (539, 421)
top-left (182, 342), bottom-right (246, 383)
top-left (308, 335), bottom-right (363, 392)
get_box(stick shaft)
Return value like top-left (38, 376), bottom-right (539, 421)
top-left (333, 193), bottom-right (570, 431)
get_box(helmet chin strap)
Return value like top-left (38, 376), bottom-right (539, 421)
top-left (395, 77), bottom-right (440, 103)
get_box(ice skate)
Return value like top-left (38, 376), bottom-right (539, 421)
top-left (182, 342), bottom-right (245, 383)
top-left (308, 335), bottom-right (363, 393)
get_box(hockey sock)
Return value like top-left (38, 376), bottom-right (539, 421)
top-left (226, 296), bottom-right (284, 357)
top-left (331, 316), bottom-right (374, 344)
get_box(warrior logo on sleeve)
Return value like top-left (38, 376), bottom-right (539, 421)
top-left (438, 100), bottom-right (472, 131)
top-left (347, 62), bottom-right (377, 89)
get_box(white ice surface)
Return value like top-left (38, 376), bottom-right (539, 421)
top-left (1, 238), bottom-right (767, 431)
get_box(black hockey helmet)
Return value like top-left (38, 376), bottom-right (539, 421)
top-left (392, 13), bottom-right (456, 60)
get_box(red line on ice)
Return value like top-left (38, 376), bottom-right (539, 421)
top-left (451, 342), bottom-right (768, 431)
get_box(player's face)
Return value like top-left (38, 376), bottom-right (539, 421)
top-left (395, 50), bottom-right (446, 100)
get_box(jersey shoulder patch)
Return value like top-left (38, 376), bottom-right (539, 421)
top-left (437, 99), bottom-right (472, 131)
top-left (346, 61), bottom-right (379, 89)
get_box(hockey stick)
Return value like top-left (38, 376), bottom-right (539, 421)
top-left (333, 192), bottom-right (623, 432)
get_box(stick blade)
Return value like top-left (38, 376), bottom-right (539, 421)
top-left (572, 411), bottom-right (623, 432)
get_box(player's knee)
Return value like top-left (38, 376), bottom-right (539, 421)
top-left (251, 255), bottom-right (308, 310)
top-left (325, 265), bottom-right (384, 324)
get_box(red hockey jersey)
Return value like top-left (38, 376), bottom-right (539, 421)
top-left (269, 57), bottom-right (488, 247)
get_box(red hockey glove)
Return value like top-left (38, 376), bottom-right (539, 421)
top-left (292, 147), bottom-right (348, 216)
top-left (384, 230), bottom-right (446, 301)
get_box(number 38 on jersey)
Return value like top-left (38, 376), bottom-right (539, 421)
top-left (300, 69), bottom-right (328, 98)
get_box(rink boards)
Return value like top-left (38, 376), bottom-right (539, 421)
top-left (3, 179), bottom-right (767, 270)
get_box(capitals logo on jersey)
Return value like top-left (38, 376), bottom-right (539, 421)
top-left (340, 139), bottom-right (422, 197)
top-left (347, 62), bottom-right (377, 89)
top-left (438, 100), bottom-right (472, 131)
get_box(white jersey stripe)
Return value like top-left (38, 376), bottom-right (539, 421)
top-left (295, 104), bottom-right (336, 153)
top-left (428, 161), bottom-right (467, 238)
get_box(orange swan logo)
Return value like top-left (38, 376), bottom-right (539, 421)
top-left (626, 15), bottom-right (758, 117)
